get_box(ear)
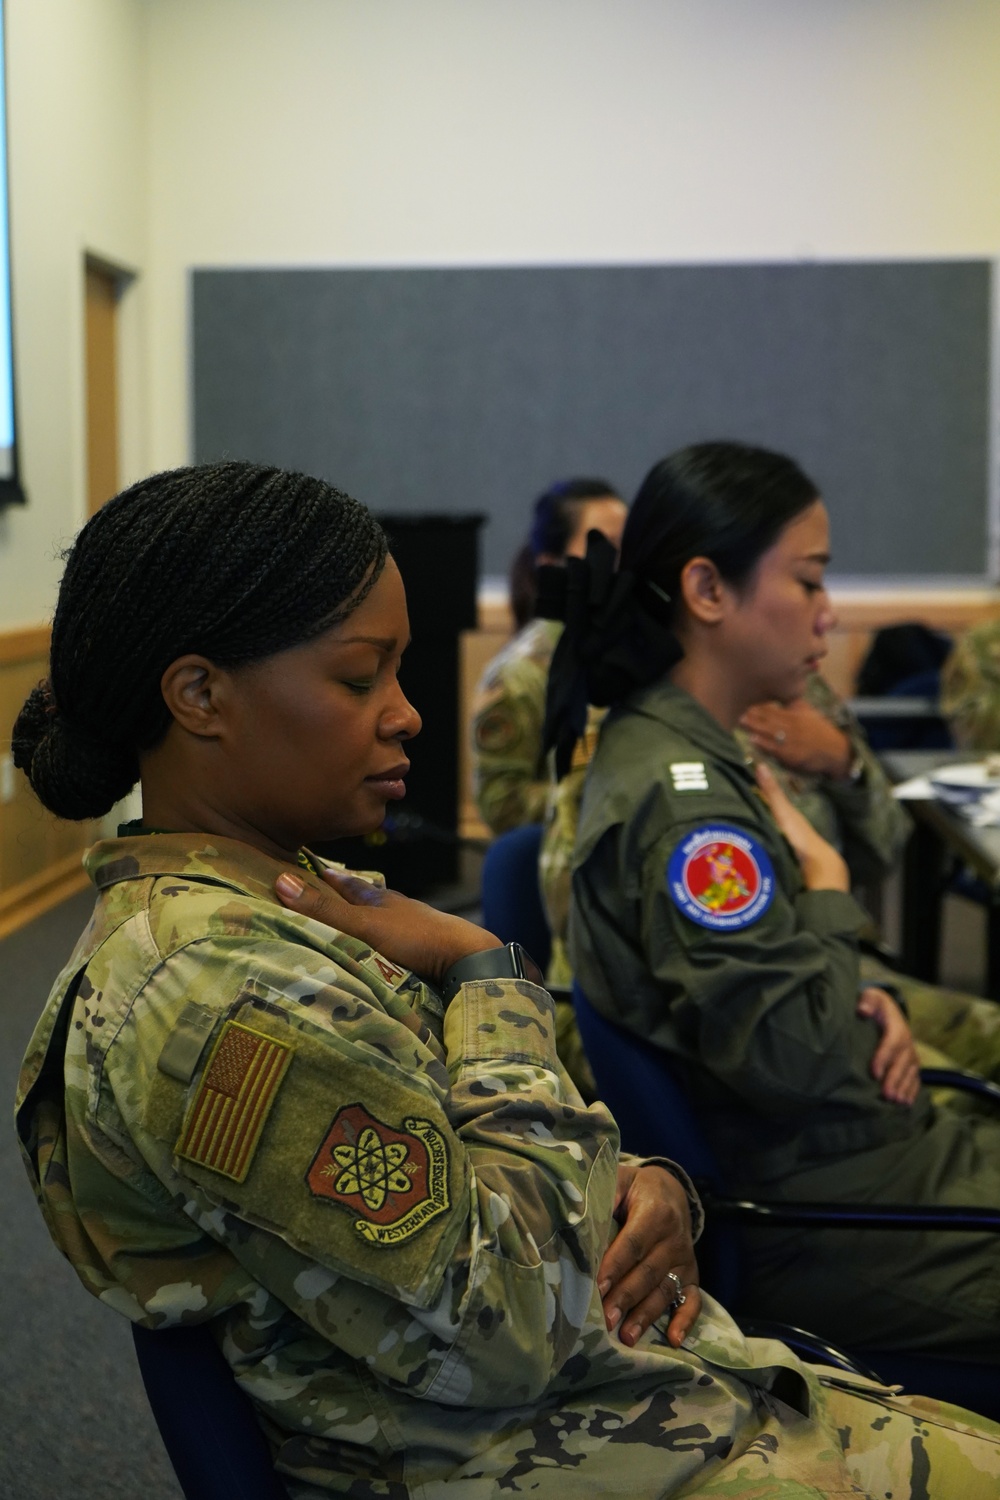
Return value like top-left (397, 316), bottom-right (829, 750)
top-left (678, 556), bottom-right (730, 625)
top-left (160, 655), bottom-right (229, 738)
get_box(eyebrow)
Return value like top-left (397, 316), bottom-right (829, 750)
top-left (799, 551), bottom-right (831, 566)
top-left (335, 634), bottom-right (410, 651)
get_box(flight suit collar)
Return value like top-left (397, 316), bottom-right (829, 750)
top-left (624, 677), bottom-right (754, 775)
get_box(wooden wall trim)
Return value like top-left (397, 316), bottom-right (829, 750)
top-left (830, 589), bottom-right (1000, 631)
top-left (477, 589), bottom-right (1000, 635)
top-left (0, 623), bottom-right (51, 667)
top-left (0, 853), bottom-right (89, 942)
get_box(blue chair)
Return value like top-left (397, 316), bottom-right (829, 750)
top-left (480, 823), bottom-right (552, 973)
top-left (132, 1321), bottom-right (291, 1500)
top-left (573, 982), bottom-right (1000, 1420)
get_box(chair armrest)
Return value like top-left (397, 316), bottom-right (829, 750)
top-left (920, 1066), bottom-right (1000, 1107)
top-left (704, 1195), bottom-right (1000, 1232)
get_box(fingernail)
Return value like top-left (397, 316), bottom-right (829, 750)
top-left (623, 1321), bottom-right (642, 1343)
top-left (606, 1306), bottom-right (621, 1331)
top-left (598, 1278), bottom-right (611, 1297)
top-left (276, 873), bottom-right (305, 899)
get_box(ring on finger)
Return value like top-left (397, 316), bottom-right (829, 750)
top-left (665, 1270), bottom-right (686, 1310)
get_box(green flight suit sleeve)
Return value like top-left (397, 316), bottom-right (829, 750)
top-left (796, 674), bottom-right (911, 885)
top-left (107, 936), bottom-right (622, 1407)
top-left (636, 822), bottom-right (878, 1121)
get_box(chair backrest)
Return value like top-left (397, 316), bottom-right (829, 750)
top-left (132, 1321), bottom-right (291, 1500)
top-left (572, 982), bottom-right (722, 1182)
top-left (572, 981), bottom-right (745, 1302)
top-left (480, 823), bottom-right (552, 972)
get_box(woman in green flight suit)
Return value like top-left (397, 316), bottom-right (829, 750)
top-left (556, 441), bottom-right (1000, 1364)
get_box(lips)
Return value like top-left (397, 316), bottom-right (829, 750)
top-left (365, 762), bottom-right (409, 800)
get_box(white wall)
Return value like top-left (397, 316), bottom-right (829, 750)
top-left (5, 0), bottom-right (1000, 626)
top-left (0, 0), bottom-right (147, 629)
top-left (144, 0), bottom-right (1000, 472)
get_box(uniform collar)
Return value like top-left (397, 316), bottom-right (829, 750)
top-left (623, 677), bottom-right (755, 774)
top-left (84, 831), bottom-right (305, 907)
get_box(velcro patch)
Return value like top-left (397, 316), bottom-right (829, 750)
top-left (361, 951), bottom-right (409, 991)
top-left (306, 1103), bottom-right (450, 1247)
top-left (176, 1021), bottom-right (293, 1181)
top-left (670, 761), bottom-right (709, 792)
top-left (667, 824), bottom-right (775, 931)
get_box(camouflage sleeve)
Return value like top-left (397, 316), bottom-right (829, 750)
top-left (539, 760), bottom-right (586, 980)
top-left (119, 938), bottom-right (622, 1406)
top-left (819, 716), bottom-right (911, 883)
top-left (471, 673), bottom-right (549, 834)
top-left (539, 712), bottom-right (604, 988)
top-left (940, 623), bottom-right (1000, 751)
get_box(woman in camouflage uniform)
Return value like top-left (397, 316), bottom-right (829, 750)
top-left (942, 618), bottom-right (1000, 751)
top-left (13, 461), bottom-right (1000, 1497)
top-left (557, 442), bottom-right (1000, 1364)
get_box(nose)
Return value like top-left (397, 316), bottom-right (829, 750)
top-left (817, 590), bottom-right (837, 636)
top-left (381, 681), bottom-right (422, 741)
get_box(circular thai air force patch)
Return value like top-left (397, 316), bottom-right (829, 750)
top-left (667, 825), bottom-right (775, 931)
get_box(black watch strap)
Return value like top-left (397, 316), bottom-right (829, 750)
top-left (441, 942), bottom-right (545, 1006)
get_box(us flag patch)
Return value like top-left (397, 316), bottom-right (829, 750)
top-left (176, 1021), bottom-right (293, 1181)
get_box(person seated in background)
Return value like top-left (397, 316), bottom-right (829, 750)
top-left (471, 477), bottom-right (626, 836)
top-left (555, 441), bottom-right (1000, 1361)
top-left (941, 616), bottom-right (1000, 750)
top-left (541, 604), bottom-right (1000, 1088)
top-left (14, 459), bottom-right (1000, 1499)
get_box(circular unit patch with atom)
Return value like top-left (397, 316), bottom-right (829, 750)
top-left (667, 825), bottom-right (775, 931)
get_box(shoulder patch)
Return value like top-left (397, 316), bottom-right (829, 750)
top-left (667, 825), bottom-right (775, 931)
top-left (474, 705), bottom-right (519, 752)
top-left (176, 1021), bottom-right (293, 1181)
top-left (669, 761), bottom-right (709, 792)
top-left (306, 1103), bottom-right (450, 1246)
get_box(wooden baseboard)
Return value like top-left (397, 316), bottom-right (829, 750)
top-left (0, 853), bottom-right (90, 941)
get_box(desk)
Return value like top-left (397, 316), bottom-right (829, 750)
top-left (847, 697), bottom-right (941, 720)
top-left (880, 750), bottom-right (1000, 998)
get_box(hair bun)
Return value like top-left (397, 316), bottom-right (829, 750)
top-left (12, 680), bottom-right (139, 820)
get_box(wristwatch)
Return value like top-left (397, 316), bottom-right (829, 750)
top-left (441, 941), bottom-right (546, 1007)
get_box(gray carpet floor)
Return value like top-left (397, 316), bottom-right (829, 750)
top-left (1, 889), bottom-right (182, 1500)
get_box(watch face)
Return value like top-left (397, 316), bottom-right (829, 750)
top-left (510, 943), bottom-right (545, 987)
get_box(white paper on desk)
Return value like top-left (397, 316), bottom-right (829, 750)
top-left (892, 776), bottom-right (937, 800)
top-left (960, 789), bottom-right (1000, 827)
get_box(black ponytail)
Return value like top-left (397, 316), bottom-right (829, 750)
top-left (542, 442), bottom-right (819, 776)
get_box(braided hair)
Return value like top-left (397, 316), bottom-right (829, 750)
top-left (12, 461), bottom-right (387, 820)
